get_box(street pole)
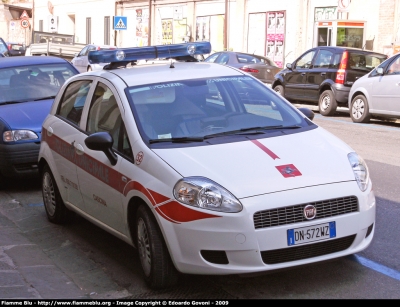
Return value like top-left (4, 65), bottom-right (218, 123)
top-left (148, 0), bottom-right (152, 46)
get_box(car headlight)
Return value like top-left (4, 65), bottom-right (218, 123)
top-left (3, 130), bottom-right (39, 142)
top-left (173, 176), bottom-right (242, 213)
top-left (348, 152), bottom-right (369, 192)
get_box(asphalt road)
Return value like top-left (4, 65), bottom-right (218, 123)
top-left (1, 106), bottom-right (399, 299)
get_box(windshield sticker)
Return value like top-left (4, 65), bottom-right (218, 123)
top-left (208, 77), bottom-right (253, 83)
top-left (149, 83), bottom-right (183, 89)
top-left (158, 133), bottom-right (172, 139)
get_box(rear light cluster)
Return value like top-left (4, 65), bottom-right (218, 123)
top-left (239, 67), bottom-right (259, 73)
top-left (335, 51), bottom-right (348, 84)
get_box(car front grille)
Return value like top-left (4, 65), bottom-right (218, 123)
top-left (261, 235), bottom-right (356, 264)
top-left (254, 196), bottom-right (358, 229)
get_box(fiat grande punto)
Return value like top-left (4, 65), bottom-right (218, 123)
top-left (38, 42), bottom-right (376, 289)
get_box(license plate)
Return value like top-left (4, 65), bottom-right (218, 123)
top-left (287, 221), bottom-right (336, 246)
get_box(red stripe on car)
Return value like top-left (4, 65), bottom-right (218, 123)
top-left (251, 140), bottom-right (280, 160)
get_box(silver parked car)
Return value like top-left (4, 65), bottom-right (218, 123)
top-left (204, 51), bottom-right (281, 84)
top-left (349, 52), bottom-right (400, 123)
top-left (71, 44), bottom-right (116, 73)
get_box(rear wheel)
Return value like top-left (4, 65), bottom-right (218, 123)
top-left (136, 205), bottom-right (179, 289)
top-left (318, 90), bottom-right (337, 116)
top-left (41, 165), bottom-right (72, 224)
top-left (350, 95), bottom-right (371, 123)
top-left (273, 84), bottom-right (285, 96)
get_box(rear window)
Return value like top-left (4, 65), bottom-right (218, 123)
top-left (348, 52), bottom-right (387, 72)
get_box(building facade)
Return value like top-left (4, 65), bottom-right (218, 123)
top-left (1, 0), bottom-right (400, 66)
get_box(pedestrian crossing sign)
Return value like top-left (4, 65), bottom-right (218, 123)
top-left (113, 16), bottom-right (127, 30)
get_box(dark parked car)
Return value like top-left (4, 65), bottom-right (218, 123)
top-left (0, 37), bottom-right (9, 57)
top-left (204, 51), bottom-right (281, 84)
top-left (272, 46), bottom-right (387, 116)
top-left (6, 42), bottom-right (26, 56)
top-left (0, 56), bottom-right (79, 186)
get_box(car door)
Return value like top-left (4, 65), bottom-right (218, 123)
top-left (284, 49), bottom-right (317, 99)
top-left (370, 54), bottom-right (400, 114)
top-left (49, 79), bottom-right (94, 210)
top-left (74, 80), bottom-right (128, 233)
top-left (304, 49), bottom-right (334, 101)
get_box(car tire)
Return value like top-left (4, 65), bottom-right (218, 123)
top-left (273, 85), bottom-right (285, 96)
top-left (318, 90), bottom-right (337, 116)
top-left (136, 205), bottom-right (179, 289)
top-left (350, 95), bottom-right (371, 123)
top-left (87, 66), bottom-right (92, 72)
top-left (41, 165), bottom-right (72, 224)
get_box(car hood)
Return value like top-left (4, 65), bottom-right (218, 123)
top-left (153, 127), bottom-right (357, 199)
top-left (0, 99), bottom-right (53, 133)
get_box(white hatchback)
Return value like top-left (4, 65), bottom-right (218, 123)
top-left (349, 52), bottom-right (400, 123)
top-left (38, 42), bottom-right (376, 289)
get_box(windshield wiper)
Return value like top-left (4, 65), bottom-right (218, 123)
top-left (204, 125), bottom-right (302, 139)
top-left (149, 136), bottom-right (204, 144)
top-left (33, 95), bottom-right (56, 101)
top-left (0, 100), bottom-right (26, 105)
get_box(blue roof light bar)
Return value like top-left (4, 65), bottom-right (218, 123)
top-left (88, 42), bottom-right (211, 64)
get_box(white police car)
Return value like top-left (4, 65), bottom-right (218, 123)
top-left (38, 42), bottom-right (376, 289)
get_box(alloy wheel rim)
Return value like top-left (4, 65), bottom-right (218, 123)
top-left (321, 94), bottom-right (330, 110)
top-left (137, 218), bottom-right (151, 276)
top-left (352, 98), bottom-right (365, 119)
top-left (42, 172), bottom-right (56, 216)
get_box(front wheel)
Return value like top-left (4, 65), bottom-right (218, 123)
top-left (136, 205), bottom-right (179, 289)
top-left (350, 95), bottom-right (371, 123)
top-left (273, 84), bottom-right (285, 96)
top-left (318, 90), bottom-right (337, 116)
top-left (41, 165), bottom-right (72, 224)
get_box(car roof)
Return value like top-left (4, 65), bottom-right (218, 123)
top-left (0, 56), bottom-right (70, 68)
top-left (315, 46), bottom-right (387, 56)
top-left (89, 61), bottom-right (244, 87)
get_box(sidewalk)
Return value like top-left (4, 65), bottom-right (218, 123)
top-left (0, 196), bottom-right (89, 299)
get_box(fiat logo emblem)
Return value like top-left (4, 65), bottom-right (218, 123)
top-left (303, 204), bottom-right (317, 220)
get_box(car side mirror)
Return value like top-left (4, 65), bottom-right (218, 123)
top-left (85, 132), bottom-right (118, 166)
top-left (298, 107), bottom-right (314, 121)
top-left (286, 63), bottom-right (292, 70)
top-left (376, 67), bottom-right (384, 75)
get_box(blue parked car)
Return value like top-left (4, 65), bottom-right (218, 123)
top-left (0, 56), bottom-right (79, 185)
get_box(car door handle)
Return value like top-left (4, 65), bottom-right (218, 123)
top-left (321, 72), bottom-right (326, 76)
top-left (301, 73), bottom-right (306, 76)
top-left (75, 143), bottom-right (84, 155)
top-left (396, 82), bottom-right (400, 86)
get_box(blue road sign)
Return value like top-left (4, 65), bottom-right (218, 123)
top-left (113, 16), bottom-right (127, 30)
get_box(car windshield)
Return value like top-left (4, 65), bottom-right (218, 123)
top-left (127, 76), bottom-right (309, 143)
top-left (0, 63), bottom-right (77, 104)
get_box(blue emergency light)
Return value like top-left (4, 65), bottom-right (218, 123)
top-left (88, 42), bottom-right (211, 65)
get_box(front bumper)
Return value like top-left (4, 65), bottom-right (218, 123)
top-left (159, 181), bottom-right (375, 275)
top-left (0, 142), bottom-right (41, 178)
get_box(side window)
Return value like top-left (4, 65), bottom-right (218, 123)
top-left (78, 46), bottom-right (88, 57)
top-left (330, 53), bottom-right (342, 69)
top-left (216, 54), bottom-right (229, 64)
top-left (87, 83), bottom-right (122, 150)
top-left (295, 50), bottom-right (316, 69)
top-left (386, 56), bottom-right (400, 75)
top-left (57, 80), bottom-right (92, 125)
top-left (205, 53), bottom-right (220, 63)
top-left (313, 50), bottom-right (334, 68)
